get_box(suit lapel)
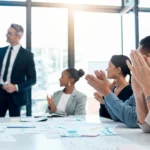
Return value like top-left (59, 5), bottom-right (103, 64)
top-left (12, 46), bottom-right (23, 70)
top-left (54, 90), bottom-right (64, 106)
top-left (65, 88), bottom-right (77, 113)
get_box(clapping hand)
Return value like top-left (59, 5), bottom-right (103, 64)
top-left (93, 92), bottom-right (104, 104)
top-left (47, 95), bottom-right (56, 112)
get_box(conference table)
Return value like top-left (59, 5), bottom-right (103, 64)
top-left (0, 115), bottom-right (149, 150)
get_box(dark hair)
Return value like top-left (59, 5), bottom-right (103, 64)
top-left (65, 68), bottom-right (85, 83)
top-left (139, 36), bottom-right (150, 55)
top-left (110, 55), bottom-right (131, 83)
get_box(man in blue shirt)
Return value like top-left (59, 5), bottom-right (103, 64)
top-left (85, 36), bottom-right (150, 128)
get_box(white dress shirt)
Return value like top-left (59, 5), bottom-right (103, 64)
top-left (0, 44), bottom-right (20, 84)
top-left (57, 93), bottom-right (71, 113)
top-left (139, 111), bottom-right (150, 133)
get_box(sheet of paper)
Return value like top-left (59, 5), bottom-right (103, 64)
top-left (118, 145), bottom-right (142, 150)
top-left (61, 137), bottom-right (117, 150)
top-left (100, 128), bottom-right (118, 136)
top-left (0, 134), bottom-right (16, 142)
top-left (20, 116), bottom-right (48, 122)
top-left (61, 136), bottom-right (147, 150)
top-left (44, 132), bottom-right (60, 139)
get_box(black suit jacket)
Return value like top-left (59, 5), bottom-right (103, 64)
top-left (0, 46), bottom-right (36, 106)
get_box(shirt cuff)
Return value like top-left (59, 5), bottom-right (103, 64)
top-left (145, 111), bottom-right (150, 125)
top-left (104, 92), bottom-right (118, 105)
top-left (138, 122), bottom-right (150, 133)
top-left (15, 84), bottom-right (18, 92)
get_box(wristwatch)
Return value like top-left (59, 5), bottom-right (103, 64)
top-left (146, 96), bottom-right (150, 103)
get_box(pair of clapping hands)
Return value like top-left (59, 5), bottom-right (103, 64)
top-left (86, 50), bottom-right (150, 103)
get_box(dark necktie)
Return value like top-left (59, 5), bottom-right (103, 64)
top-left (3, 47), bottom-right (13, 82)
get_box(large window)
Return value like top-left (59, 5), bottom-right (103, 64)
top-left (139, 12), bottom-right (150, 40)
top-left (75, 12), bottom-right (121, 92)
top-left (139, 0), bottom-right (150, 7)
top-left (0, 6), bottom-right (26, 47)
top-left (122, 13), bottom-right (135, 56)
top-left (0, 0), bottom-right (25, 1)
top-left (74, 12), bottom-right (121, 114)
top-left (32, 8), bottom-right (68, 114)
top-left (32, 0), bottom-right (121, 5)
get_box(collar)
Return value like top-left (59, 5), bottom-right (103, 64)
top-left (9, 44), bottom-right (21, 51)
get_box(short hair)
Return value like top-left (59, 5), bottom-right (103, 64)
top-left (10, 23), bottom-right (24, 35)
top-left (65, 68), bottom-right (85, 83)
top-left (139, 36), bottom-right (150, 54)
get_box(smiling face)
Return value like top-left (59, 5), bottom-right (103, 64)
top-left (106, 61), bottom-right (120, 79)
top-left (59, 70), bottom-right (71, 87)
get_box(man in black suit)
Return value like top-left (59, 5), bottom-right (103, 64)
top-left (0, 23), bottom-right (36, 117)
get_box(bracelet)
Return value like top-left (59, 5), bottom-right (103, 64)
top-left (146, 96), bottom-right (150, 103)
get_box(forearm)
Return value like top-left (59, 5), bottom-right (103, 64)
top-left (105, 93), bottom-right (138, 128)
top-left (49, 104), bottom-right (56, 113)
top-left (135, 93), bottom-right (148, 124)
top-left (18, 78), bottom-right (36, 91)
top-left (105, 103), bottom-right (119, 121)
top-left (148, 102), bottom-right (150, 110)
top-left (143, 88), bottom-right (150, 111)
top-left (102, 88), bottom-right (111, 97)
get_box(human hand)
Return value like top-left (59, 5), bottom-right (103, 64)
top-left (85, 70), bottom-right (111, 97)
top-left (131, 76), bottom-right (143, 96)
top-left (94, 70), bottom-right (116, 91)
top-left (93, 92), bottom-right (104, 104)
top-left (3, 83), bottom-right (17, 93)
top-left (47, 95), bottom-right (56, 112)
top-left (127, 50), bottom-right (150, 96)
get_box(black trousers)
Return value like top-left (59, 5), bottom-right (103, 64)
top-left (0, 89), bottom-right (21, 117)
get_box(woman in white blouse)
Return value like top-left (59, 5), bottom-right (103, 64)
top-left (46, 68), bottom-right (87, 116)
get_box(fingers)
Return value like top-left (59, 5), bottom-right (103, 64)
top-left (135, 50), bottom-right (147, 66)
top-left (94, 70), bottom-right (102, 80)
top-left (130, 50), bottom-right (139, 69)
top-left (85, 74), bottom-right (97, 85)
top-left (126, 60), bottom-right (133, 72)
top-left (144, 56), bottom-right (150, 68)
top-left (131, 50), bottom-right (147, 69)
top-left (47, 95), bottom-right (53, 102)
top-left (100, 70), bottom-right (107, 80)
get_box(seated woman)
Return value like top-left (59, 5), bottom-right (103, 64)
top-left (94, 55), bottom-right (133, 119)
top-left (46, 68), bottom-right (87, 116)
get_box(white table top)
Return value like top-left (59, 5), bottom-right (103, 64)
top-left (0, 115), bottom-right (149, 150)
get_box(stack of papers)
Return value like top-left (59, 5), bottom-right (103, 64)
top-left (34, 113), bottom-right (66, 118)
top-left (20, 116), bottom-right (48, 122)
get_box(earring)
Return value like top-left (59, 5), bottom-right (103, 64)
top-left (68, 81), bottom-right (70, 86)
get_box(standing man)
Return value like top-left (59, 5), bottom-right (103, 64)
top-left (0, 24), bottom-right (36, 117)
